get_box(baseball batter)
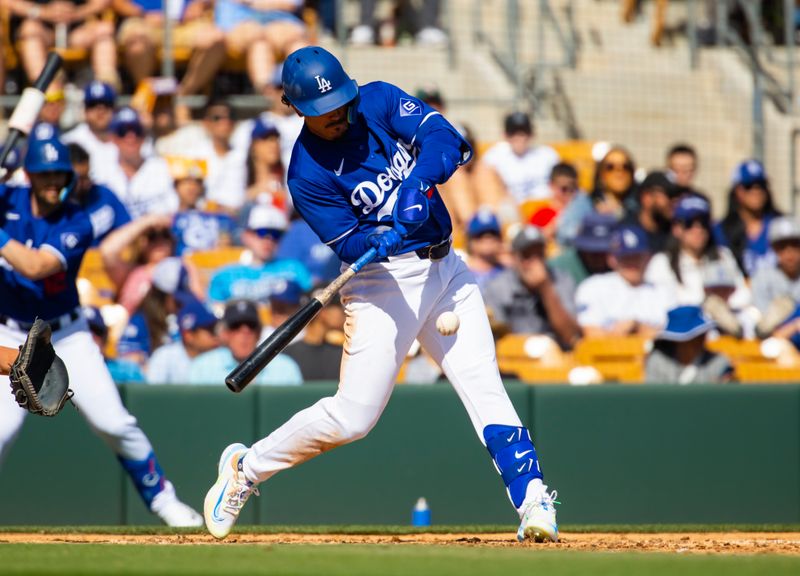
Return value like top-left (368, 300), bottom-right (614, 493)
top-left (205, 46), bottom-right (558, 542)
top-left (0, 137), bottom-right (202, 526)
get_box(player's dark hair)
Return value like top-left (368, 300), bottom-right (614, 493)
top-left (550, 162), bottom-right (578, 182)
top-left (667, 143), bottom-right (697, 160)
top-left (719, 182), bottom-right (781, 276)
top-left (67, 142), bottom-right (90, 165)
top-left (665, 217), bottom-right (720, 284)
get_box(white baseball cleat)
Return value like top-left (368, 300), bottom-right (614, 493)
top-left (517, 488), bottom-right (559, 543)
top-left (150, 481), bottom-right (204, 527)
top-left (154, 499), bottom-right (204, 527)
top-left (204, 443), bottom-right (259, 539)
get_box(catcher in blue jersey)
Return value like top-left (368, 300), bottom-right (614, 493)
top-left (205, 46), bottom-right (559, 542)
top-left (0, 137), bottom-right (202, 526)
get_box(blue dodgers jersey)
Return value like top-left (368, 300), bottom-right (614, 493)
top-left (207, 259), bottom-right (313, 303)
top-left (287, 81), bottom-right (471, 264)
top-left (172, 210), bottom-right (234, 255)
top-left (0, 185), bottom-right (93, 322)
top-left (78, 184), bottom-right (132, 246)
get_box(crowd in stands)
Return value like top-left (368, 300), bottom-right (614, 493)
top-left (1, 2), bottom-right (798, 387)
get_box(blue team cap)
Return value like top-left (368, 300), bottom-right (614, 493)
top-left (268, 279), bottom-right (306, 306)
top-left (251, 117), bottom-right (280, 140)
top-left (84, 80), bottom-right (116, 106)
top-left (178, 297), bottom-right (218, 332)
top-left (731, 159), bottom-right (767, 187)
top-left (24, 137), bottom-right (73, 175)
top-left (109, 106), bottom-right (144, 137)
top-left (574, 213), bottom-right (617, 253)
top-left (29, 122), bottom-right (59, 142)
top-left (658, 306), bottom-right (715, 342)
top-left (609, 224), bottom-right (650, 256)
top-left (282, 46), bottom-right (359, 116)
top-left (673, 195), bottom-right (711, 223)
top-left (151, 257), bottom-right (190, 296)
top-left (467, 209), bottom-right (501, 238)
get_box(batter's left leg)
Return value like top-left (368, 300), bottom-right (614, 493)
top-left (416, 255), bottom-right (558, 542)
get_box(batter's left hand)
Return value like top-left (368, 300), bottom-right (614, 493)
top-left (393, 179), bottom-right (429, 237)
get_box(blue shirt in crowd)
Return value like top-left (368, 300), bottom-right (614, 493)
top-left (188, 347), bottom-right (303, 386)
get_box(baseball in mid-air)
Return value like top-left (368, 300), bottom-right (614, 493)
top-left (436, 311), bottom-right (460, 335)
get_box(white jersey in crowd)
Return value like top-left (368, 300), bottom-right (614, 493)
top-left (62, 123), bottom-right (118, 181)
top-left (157, 124), bottom-right (248, 210)
top-left (575, 271), bottom-right (675, 330)
top-left (645, 247), bottom-right (752, 310)
top-left (481, 141), bottom-right (560, 204)
top-left (92, 151), bottom-right (178, 218)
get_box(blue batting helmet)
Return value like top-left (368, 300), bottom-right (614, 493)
top-left (281, 46), bottom-right (358, 116)
top-left (24, 138), bottom-right (73, 175)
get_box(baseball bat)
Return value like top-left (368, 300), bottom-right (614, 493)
top-left (226, 247), bottom-right (378, 393)
top-left (0, 52), bottom-right (63, 169)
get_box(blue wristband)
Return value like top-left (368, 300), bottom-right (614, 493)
top-left (0, 229), bottom-right (10, 250)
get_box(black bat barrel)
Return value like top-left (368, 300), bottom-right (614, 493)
top-left (225, 299), bottom-right (324, 393)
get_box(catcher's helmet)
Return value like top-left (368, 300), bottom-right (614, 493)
top-left (281, 46), bottom-right (358, 117)
top-left (24, 137), bottom-right (73, 175)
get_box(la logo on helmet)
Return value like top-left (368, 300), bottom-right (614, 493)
top-left (315, 75), bottom-right (332, 93)
top-left (43, 143), bottom-right (59, 163)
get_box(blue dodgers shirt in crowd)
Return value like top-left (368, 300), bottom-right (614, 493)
top-left (275, 218), bottom-right (341, 283)
top-left (207, 259), bottom-right (313, 303)
top-left (0, 184), bottom-right (93, 322)
top-left (188, 347), bottom-right (303, 386)
top-left (172, 210), bottom-right (235, 255)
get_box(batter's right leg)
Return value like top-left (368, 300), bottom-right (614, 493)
top-left (205, 261), bottom-right (425, 538)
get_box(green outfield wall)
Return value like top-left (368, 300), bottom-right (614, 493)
top-left (1, 383), bottom-right (798, 525)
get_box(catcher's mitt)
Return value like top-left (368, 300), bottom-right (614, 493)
top-left (9, 319), bottom-right (72, 416)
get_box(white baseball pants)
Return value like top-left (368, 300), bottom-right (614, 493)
top-left (243, 250), bottom-right (523, 482)
top-left (0, 318), bottom-right (153, 467)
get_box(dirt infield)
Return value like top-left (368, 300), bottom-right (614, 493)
top-left (2, 532), bottom-right (799, 555)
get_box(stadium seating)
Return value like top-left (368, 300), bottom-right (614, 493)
top-left (574, 336), bottom-right (650, 384)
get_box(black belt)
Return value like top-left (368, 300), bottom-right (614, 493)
top-left (415, 239), bottom-right (451, 260)
top-left (0, 310), bottom-right (81, 333)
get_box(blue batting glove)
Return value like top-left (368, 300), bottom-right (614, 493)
top-left (367, 226), bottom-right (404, 259)
top-left (393, 178), bottom-right (430, 237)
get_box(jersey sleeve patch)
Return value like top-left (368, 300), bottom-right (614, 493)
top-left (399, 98), bottom-right (422, 117)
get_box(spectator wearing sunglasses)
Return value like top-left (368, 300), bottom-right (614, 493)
top-left (715, 160), bottom-right (782, 278)
top-left (546, 162), bottom-right (593, 248)
top-left (591, 146), bottom-right (638, 219)
top-left (645, 195), bottom-right (751, 309)
top-left (63, 81), bottom-right (118, 181)
top-left (188, 299), bottom-right (302, 386)
top-left (208, 204), bottom-right (312, 303)
top-left (93, 106), bottom-right (177, 218)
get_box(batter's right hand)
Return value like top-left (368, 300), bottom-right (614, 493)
top-left (367, 226), bottom-right (403, 259)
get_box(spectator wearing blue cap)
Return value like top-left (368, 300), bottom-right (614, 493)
top-left (483, 226), bottom-right (581, 348)
top-left (84, 306), bottom-right (145, 384)
top-left (715, 159), bottom-right (782, 278)
top-left (147, 297), bottom-right (220, 384)
top-left (261, 279), bottom-right (307, 341)
top-left (67, 143), bottom-right (132, 246)
top-left (645, 306), bottom-right (734, 385)
top-left (189, 299), bottom-right (302, 386)
top-left (208, 204), bottom-right (312, 303)
top-left (63, 81), bottom-right (117, 180)
top-left (646, 195), bottom-right (750, 310)
top-left (464, 208), bottom-right (506, 291)
top-left (242, 117), bottom-right (286, 208)
top-left (92, 106), bottom-right (177, 218)
top-left (576, 224), bottom-right (674, 338)
top-left (549, 213), bottom-right (615, 286)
